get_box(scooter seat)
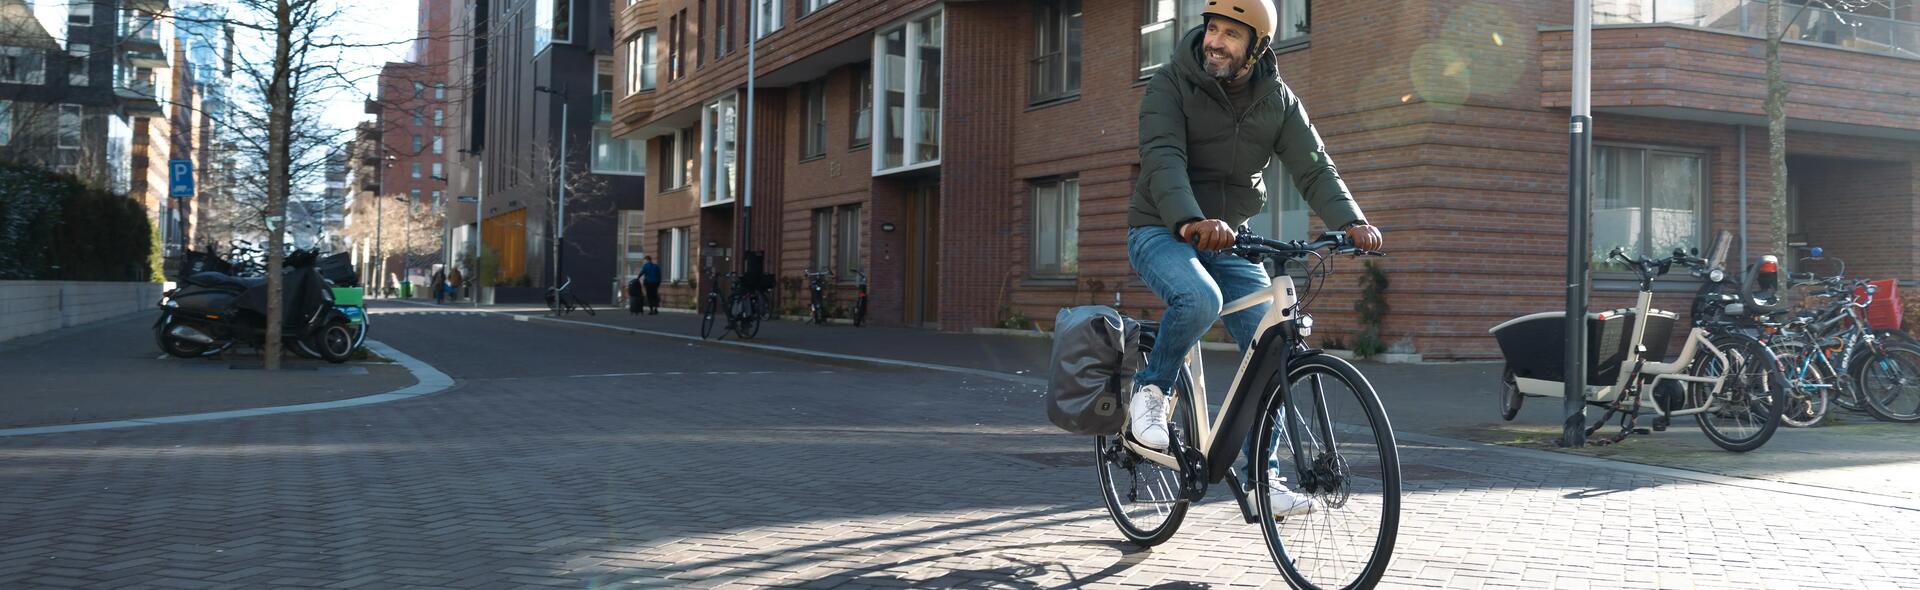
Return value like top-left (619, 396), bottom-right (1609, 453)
top-left (186, 272), bottom-right (265, 292)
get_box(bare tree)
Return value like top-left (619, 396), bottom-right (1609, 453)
top-left (504, 139), bottom-right (610, 287)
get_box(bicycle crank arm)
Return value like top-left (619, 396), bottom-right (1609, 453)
top-left (1169, 430), bottom-right (1210, 502)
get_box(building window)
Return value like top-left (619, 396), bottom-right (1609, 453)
top-left (0, 47), bottom-right (47, 84)
top-left (663, 227), bottom-right (689, 282)
top-left (700, 94), bottom-right (737, 206)
top-left (67, 44), bottom-right (88, 86)
top-left (618, 210), bottom-right (648, 279)
top-left (697, 0), bottom-right (707, 68)
top-left (629, 30), bottom-right (656, 93)
top-left (432, 162), bottom-right (444, 179)
top-left (800, 79), bottom-right (826, 159)
top-left (431, 190), bottom-right (443, 205)
top-left (412, 109), bottom-right (425, 125)
top-left (756, 0), bottom-right (782, 38)
top-left (658, 128), bottom-right (688, 190)
top-left (412, 135), bottom-right (423, 153)
top-left (410, 188), bottom-right (422, 203)
top-left (802, 0), bottom-right (835, 17)
top-left (414, 81), bottom-right (425, 97)
top-left (1592, 145), bottom-right (1707, 272)
top-left (536, 0), bottom-right (571, 52)
top-left (1247, 161), bottom-right (1307, 241)
top-left (851, 65), bottom-right (871, 148)
top-left (716, 0), bottom-right (732, 56)
top-left (1031, 178), bottom-right (1079, 277)
top-left (1032, 0), bottom-right (1081, 104)
top-left (671, 10), bottom-right (686, 80)
top-left (811, 208), bottom-right (832, 272)
top-left (0, 100), bottom-right (11, 146)
top-left (434, 109), bottom-right (444, 127)
top-left (69, 0), bottom-right (92, 25)
top-left (592, 63), bottom-right (646, 175)
top-left (1140, 0), bottom-right (1305, 75)
top-left (433, 136), bottom-right (444, 154)
top-left (412, 162), bottom-right (423, 179)
top-left (873, 11), bottom-right (942, 174)
top-left (435, 84), bottom-right (446, 100)
top-left (836, 204), bottom-right (861, 277)
top-left (57, 104), bottom-right (81, 148)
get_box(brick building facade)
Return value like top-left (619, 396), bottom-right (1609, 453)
top-left (610, 0), bottom-right (1920, 359)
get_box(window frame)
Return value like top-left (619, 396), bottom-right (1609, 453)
top-left (1590, 141), bottom-right (1711, 276)
top-left (835, 204), bottom-right (862, 280)
top-left (1029, 177), bottom-right (1079, 278)
top-left (1030, 0), bottom-right (1081, 104)
top-left (69, 0), bottom-right (93, 25)
top-left (811, 208), bottom-right (833, 272)
top-left (850, 64), bottom-right (871, 149)
top-left (802, 0), bottom-right (836, 18)
top-left (0, 100), bottom-right (11, 146)
top-left (68, 43), bottom-right (89, 86)
top-left (696, 0), bottom-right (706, 68)
top-left (756, 0), bottom-right (783, 38)
top-left (411, 162), bottom-right (423, 179)
top-left (800, 78), bottom-right (827, 160)
top-left (699, 94), bottom-right (738, 207)
top-left (630, 29), bottom-right (658, 93)
top-left (871, 9), bottom-right (943, 175)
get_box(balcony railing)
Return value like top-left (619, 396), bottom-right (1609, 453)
top-left (1595, 0), bottom-right (1919, 59)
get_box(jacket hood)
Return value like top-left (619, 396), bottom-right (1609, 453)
top-left (1168, 24), bottom-right (1281, 96)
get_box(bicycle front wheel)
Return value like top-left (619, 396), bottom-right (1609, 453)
top-left (1857, 342), bottom-right (1920, 423)
top-left (734, 295), bottom-right (762, 339)
top-left (576, 295), bottom-right (596, 316)
top-left (700, 295), bottom-right (718, 339)
top-left (1769, 340), bottom-right (1831, 428)
top-left (1256, 353), bottom-right (1399, 590)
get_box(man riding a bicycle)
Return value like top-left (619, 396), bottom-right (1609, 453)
top-left (1128, 0), bottom-right (1384, 517)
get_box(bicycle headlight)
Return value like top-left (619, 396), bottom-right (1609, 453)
top-left (1297, 314), bottom-right (1314, 337)
top-left (1708, 269), bottom-right (1725, 283)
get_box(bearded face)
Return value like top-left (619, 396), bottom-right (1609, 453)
top-left (1202, 16), bottom-right (1254, 81)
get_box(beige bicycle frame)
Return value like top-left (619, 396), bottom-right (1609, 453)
top-left (1125, 275), bottom-right (1304, 471)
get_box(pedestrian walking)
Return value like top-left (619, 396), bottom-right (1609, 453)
top-left (431, 268), bottom-right (448, 304)
top-left (640, 256), bottom-right (662, 315)
top-left (447, 268), bottom-right (464, 302)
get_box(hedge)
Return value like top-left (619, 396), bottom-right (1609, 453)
top-left (0, 161), bottom-right (156, 281)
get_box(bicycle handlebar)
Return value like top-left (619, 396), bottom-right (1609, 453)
top-left (1232, 230), bottom-right (1383, 260)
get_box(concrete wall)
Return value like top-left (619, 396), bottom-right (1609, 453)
top-left (0, 282), bottom-right (162, 343)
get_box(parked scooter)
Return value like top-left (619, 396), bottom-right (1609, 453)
top-left (156, 249), bottom-right (356, 363)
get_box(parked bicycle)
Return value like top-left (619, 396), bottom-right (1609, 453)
top-left (1493, 237), bottom-right (1788, 452)
top-left (805, 270), bottom-right (832, 325)
top-left (1098, 230), bottom-right (1400, 589)
top-left (546, 277), bottom-right (595, 317)
top-left (849, 269), bottom-right (869, 327)
top-left (1762, 264), bottom-right (1920, 424)
top-left (700, 270), bottom-right (762, 340)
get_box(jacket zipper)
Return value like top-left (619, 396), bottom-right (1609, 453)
top-left (1211, 78), bottom-right (1284, 224)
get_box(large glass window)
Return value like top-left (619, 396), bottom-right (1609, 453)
top-left (0, 100), bottom-right (11, 146)
top-left (700, 95), bottom-right (738, 206)
top-left (69, 0), bottom-right (93, 25)
top-left (851, 65), bottom-right (871, 148)
top-left (0, 47), bottom-right (48, 84)
top-left (873, 11), bottom-right (942, 174)
top-left (756, 0), bottom-right (782, 38)
top-left (1592, 145), bottom-right (1706, 271)
top-left (1139, 0), bottom-right (1306, 76)
top-left (618, 210), bottom-right (647, 280)
top-left (801, 79), bottom-right (827, 159)
top-left (1031, 178), bottom-right (1079, 277)
top-left (1246, 161), bottom-right (1308, 240)
top-left (658, 128), bottom-right (689, 190)
top-left (803, 0), bottom-right (835, 17)
top-left (535, 0), bottom-right (570, 52)
top-left (670, 227), bottom-right (691, 281)
top-left (1031, 0), bottom-right (1081, 104)
top-left (836, 204), bottom-right (862, 278)
top-left (629, 30), bottom-right (657, 93)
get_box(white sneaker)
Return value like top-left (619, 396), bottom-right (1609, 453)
top-left (1129, 384), bottom-right (1170, 450)
top-left (1269, 480), bottom-right (1316, 519)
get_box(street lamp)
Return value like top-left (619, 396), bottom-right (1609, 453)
top-left (534, 84), bottom-right (568, 292)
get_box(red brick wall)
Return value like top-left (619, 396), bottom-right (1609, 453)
top-left (1795, 158), bottom-right (1917, 281)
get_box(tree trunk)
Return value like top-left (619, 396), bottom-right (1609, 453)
top-left (262, 0), bottom-right (295, 370)
top-left (1766, 0), bottom-right (1789, 261)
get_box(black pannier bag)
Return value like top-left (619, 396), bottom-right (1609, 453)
top-left (1046, 306), bottom-right (1143, 435)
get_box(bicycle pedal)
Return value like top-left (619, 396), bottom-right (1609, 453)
top-left (1651, 417), bottom-right (1670, 432)
top-left (1632, 428), bottom-right (1652, 435)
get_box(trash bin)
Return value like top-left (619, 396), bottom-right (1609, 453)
top-left (399, 281), bottom-right (413, 299)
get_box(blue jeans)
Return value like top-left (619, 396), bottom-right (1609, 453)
top-left (1128, 225), bottom-right (1272, 391)
top-left (1128, 225), bottom-right (1282, 478)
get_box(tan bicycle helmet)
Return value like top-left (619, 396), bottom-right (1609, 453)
top-left (1203, 0), bottom-right (1277, 42)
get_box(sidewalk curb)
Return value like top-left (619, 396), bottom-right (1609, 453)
top-left (0, 340), bottom-right (454, 438)
top-left (1391, 430), bottom-right (1920, 513)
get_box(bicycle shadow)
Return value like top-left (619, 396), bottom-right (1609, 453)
top-left (735, 540), bottom-right (1155, 589)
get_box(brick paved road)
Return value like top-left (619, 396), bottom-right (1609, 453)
top-left (1, 307), bottom-right (1916, 589)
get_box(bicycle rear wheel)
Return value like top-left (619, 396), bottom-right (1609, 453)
top-left (1856, 342), bottom-right (1920, 423)
top-left (732, 295), bottom-right (761, 339)
top-left (1691, 334), bottom-right (1786, 452)
top-left (853, 297), bottom-right (867, 327)
top-left (576, 295), bottom-right (596, 316)
top-left (700, 294), bottom-right (718, 339)
top-left (1095, 369), bottom-right (1196, 548)
top-left (1255, 353), bottom-right (1399, 590)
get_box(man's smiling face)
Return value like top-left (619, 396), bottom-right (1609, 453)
top-left (1202, 16), bottom-right (1254, 81)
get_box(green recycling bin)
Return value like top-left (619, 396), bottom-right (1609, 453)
top-left (399, 281), bottom-right (413, 299)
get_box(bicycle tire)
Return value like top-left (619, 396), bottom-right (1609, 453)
top-left (700, 294), bottom-right (718, 339)
top-left (1691, 334), bottom-right (1786, 452)
top-left (1768, 340), bottom-right (1831, 428)
top-left (1498, 365), bottom-right (1523, 421)
top-left (1256, 353), bottom-right (1399, 590)
top-left (1856, 342), bottom-right (1920, 423)
top-left (734, 294), bottom-right (762, 339)
top-left (1095, 367), bottom-right (1196, 548)
top-left (853, 298), bottom-right (867, 327)
top-left (575, 294), bottom-right (596, 316)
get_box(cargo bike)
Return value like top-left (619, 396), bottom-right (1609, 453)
top-left (1489, 233), bottom-right (1788, 451)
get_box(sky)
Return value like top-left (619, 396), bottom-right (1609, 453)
top-left (314, 0), bottom-right (421, 136)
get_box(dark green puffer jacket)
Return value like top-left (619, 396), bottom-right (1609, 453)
top-left (1129, 26), bottom-right (1366, 235)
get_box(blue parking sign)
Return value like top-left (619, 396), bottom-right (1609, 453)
top-left (169, 160), bottom-right (194, 198)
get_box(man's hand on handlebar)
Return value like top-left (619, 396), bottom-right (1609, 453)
top-left (1179, 219), bottom-right (1237, 251)
top-left (1347, 223), bottom-right (1384, 252)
